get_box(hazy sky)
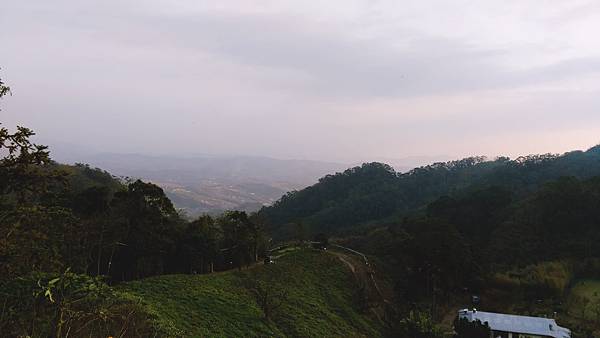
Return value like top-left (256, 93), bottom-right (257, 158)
top-left (2, 0), bottom-right (600, 162)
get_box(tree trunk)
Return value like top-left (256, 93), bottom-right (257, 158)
top-left (96, 221), bottom-right (105, 276)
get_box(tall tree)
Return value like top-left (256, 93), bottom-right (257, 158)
top-left (0, 74), bottom-right (75, 280)
top-left (107, 180), bottom-right (183, 280)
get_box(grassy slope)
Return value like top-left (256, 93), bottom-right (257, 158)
top-left (569, 279), bottom-right (600, 321)
top-left (571, 279), bottom-right (600, 300)
top-left (120, 249), bottom-right (382, 337)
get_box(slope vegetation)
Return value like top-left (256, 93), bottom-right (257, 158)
top-left (261, 146), bottom-right (600, 238)
top-left (120, 249), bottom-right (382, 337)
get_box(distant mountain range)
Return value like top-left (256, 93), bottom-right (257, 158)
top-left (50, 150), bottom-right (348, 216)
top-left (46, 139), bottom-right (451, 217)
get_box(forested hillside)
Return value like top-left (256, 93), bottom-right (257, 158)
top-left (259, 147), bottom-right (600, 336)
top-left (337, 175), bottom-right (600, 336)
top-left (261, 148), bottom-right (600, 238)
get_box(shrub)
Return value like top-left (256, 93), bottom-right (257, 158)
top-left (393, 310), bottom-right (444, 338)
top-left (0, 271), bottom-right (181, 338)
top-left (453, 317), bottom-right (491, 338)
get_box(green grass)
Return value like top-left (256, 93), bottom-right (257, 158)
top-left (120, 249), bottom-right (382, 337)
top-left (571, 279), bottom-right (600, 300)
top-left (568, 279), bottom-right (600, 321)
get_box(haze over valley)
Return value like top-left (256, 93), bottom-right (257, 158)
top-left (50, 148), bottom-right (449, 215)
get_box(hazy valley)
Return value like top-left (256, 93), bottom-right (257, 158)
top-left (50, 150), bottom-right (445, 216)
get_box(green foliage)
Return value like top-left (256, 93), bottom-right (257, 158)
top-left (490, 177), bottom-right (600, 267)
top-left (262, 162), bottom-right (400, 237)
top-left (0, 205), bottom-right (81, 279)
top-left (262, 149), bottom-right (600, 239)
top-left (491, 261), bottom-right (574, 300)
top-left (0, 271), bottom-right (180, 338)
top-left (569, 279), bottom-right (600, 321)
top-left (522, 261), bottom-right (573, 297)
top-left (121, 249), bottom-right (382, 337)
top-left (217, 210), bottom-right (267, 270)
top-left (175, 215), bottom-right (221, 274)
top-left (0, 125), bottom-right (64, 204)
top-left (314, 232), bottom-right (329, 248)
top-left (393, 310), bottom-right (444, 338)
top-left (453, 317), bottom-right (491, 338)
top-left (241, 269), bottom-right (289, 320)
top-left (0, 82), bottom-right (271, 337)
top-left (106, 179), bottom-right (184, 280)
top-left (0, 121), bottom-right (268, 283)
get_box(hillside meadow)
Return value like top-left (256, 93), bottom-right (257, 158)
top-left (120, 249), bottom-right (382, 337)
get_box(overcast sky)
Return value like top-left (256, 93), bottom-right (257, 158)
top-left (1, 0), bottom-right (600, 162)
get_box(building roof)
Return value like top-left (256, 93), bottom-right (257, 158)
top-left (459, 309), bottom-right (571, 338)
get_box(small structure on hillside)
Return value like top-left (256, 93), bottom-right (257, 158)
top-left (458, 309), bottom-right (571, 338)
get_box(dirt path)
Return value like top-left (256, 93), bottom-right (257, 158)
top-left (328, 247), bottom-right (395, 325)
top-left (333, 252), bottom-right (357, 274)
top-left (329, 246), bottom-right (392, 303)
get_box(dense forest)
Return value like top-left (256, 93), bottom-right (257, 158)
top-left (261, 149), bottom-right (600, 238)
top-left (340, 176), bottom-right (600, 336)
top-left (261, 151), bottom-right (600, 336)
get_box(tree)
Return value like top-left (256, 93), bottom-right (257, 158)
top-left (0, 125), bottom-right (65, 204)
top-left (404, 219), bottom-right (476, 302)
top-left (0, 269), bottom-right (179, 337)
top-left (313, 233), bottom-right (329, 249)
top-left (0, 71), bottom-right (187, 336)
top-left (249, 212), bottom-right (269, 261)
top-left (0, 71), bottom-right (10, 102)
top-left (589, 296), bottom-right (600, 323)
top-left (294, 221), bottom-right (307, 243)
top-left (106, 180), bottom-right (183, 280)
top-left (177, 215), bottom-right (221, 274)
top-left (393, 310), bottom-right (443, 338)
top-left (453, 317), bottom-right (491, 338)
top-left (243, 276), bottom-right (288, 320)
top-left (0, 74), bottom-right (75, 281)
top-left (218, 211), bottom-right (260, 270)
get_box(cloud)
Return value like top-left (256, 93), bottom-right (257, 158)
top-left (1, 0), bottom-right (600, 161)
top-left (101, 8), bottom-right (600, 99)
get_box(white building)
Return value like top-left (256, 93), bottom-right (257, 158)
top-left (458, 309), bottom-right (571, 338)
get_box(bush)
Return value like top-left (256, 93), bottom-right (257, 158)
top-left (0, 271), bottom-right (181, 338)
top-left (453, 317), bottom-right (491, 338)
top-left (393, 310), bottom-right (444, 338)
top-left (521, 261), bottom-right (573, 298)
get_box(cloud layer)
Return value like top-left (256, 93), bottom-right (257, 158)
top-left (1, 0), bottom-right (600, 161)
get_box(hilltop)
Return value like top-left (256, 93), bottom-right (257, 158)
top-left (120, 248), bottom-right (383, 337)
top-left (260, 146), bottom-right (600, 239)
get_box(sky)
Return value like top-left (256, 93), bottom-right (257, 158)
top-left (1, 0), bottom-right (600, 163)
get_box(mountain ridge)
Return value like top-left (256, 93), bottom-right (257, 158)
top-left (260, 145), bottom-right (600, 239)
